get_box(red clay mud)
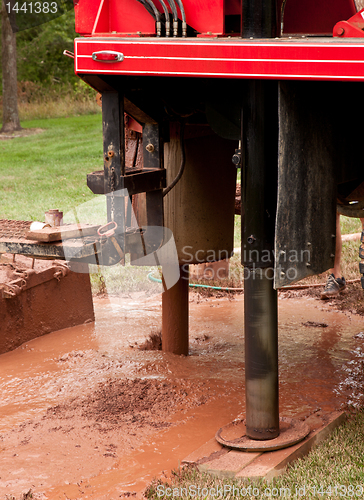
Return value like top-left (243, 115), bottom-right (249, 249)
top-left (0, 293), bottom-right (363, 499)
top-left (0, 254), bottom-right (94, 354)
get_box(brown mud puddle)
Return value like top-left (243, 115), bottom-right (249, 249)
top-left (0, 293), bottom-right (363, 499)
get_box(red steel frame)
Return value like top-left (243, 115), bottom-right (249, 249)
top-left (73, 0), bottom-right (364, 82)
top-left (75, 37), bottom-right (364, 82)
top-left (74, 0), bottom-right (357, 37)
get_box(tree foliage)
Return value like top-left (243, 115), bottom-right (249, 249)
top-left (17, 9), bottom-right (77, 85)
top-left (0, 8), bottom-right (78, 93)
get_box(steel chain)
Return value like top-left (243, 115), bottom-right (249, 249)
top-left (110, 166), bottom-right (116, 222)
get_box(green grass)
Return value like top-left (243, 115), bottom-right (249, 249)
top-left (341, 216), bottom-right (363, 235)
top-left (146, 413), bottom-right (364, 500)
top-left (0, 114), bottom-right (101, 221)
top-left (0, 113), bottom-right (166, 296)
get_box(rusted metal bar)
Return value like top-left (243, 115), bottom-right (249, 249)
top-left (0, 226), bottom-right (150, 264)
top-left (143, 123), bottom-right (164, 228)
top-left (87, 168), bottom-right (166, 196)
top-left (102, 91), bottom-right (126, 232)
top-left (162, 264), bottom-right (189, 355)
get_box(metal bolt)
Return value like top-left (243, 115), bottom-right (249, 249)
top-left (337, 27), bottom-right (345, 36)
top-left (306, 262), bottom-right (311, 267)
top-left (330, 254), bottom-right (335, 258)
top-left (332, 234), bottom-right (336, 238)
top-left (280, 271), bottom-right (285, 277)
top-left (232, 149), bottom-right (242, 167)
top-left (247, 235), bottom-right (256, 244)
top-left (307, 242), bottom-right (311, 246)
top-left (146, 144), bottom-right (155, 153)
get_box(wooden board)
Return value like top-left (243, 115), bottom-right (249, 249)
top-left (26, 224), bottom-right (100, 242)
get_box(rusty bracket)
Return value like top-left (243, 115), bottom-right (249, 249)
top-left (1, 262), bottom-right (70, 299)
top-left (52, 262), bottom-right (70, 281)
top-left (333, 8), bottom-right (364, 37)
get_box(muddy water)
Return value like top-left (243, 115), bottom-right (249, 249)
top-left (0, 293), bottom-right (363, 499)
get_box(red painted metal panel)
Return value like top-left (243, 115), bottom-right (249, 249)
top-left (183, 0), bottom-right (224, 35)
top-left (75, 38), bottom-right (364, 81)
top-left (74, 0), bottom-right (156, 36)
top-left (74, 0), bottom-right (227, 36)
top-left (280, 0), bottom-right (357, 36)
top-left (108, 0), bottom-right (155, 35)
top-left (74, 0), bottom-right (357, 37)
top-left (74, 0), bottom-right (101, 35)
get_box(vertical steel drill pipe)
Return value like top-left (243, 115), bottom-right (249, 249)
top-left (241, 0), bottom-right (279, 442)
top-left (242, 78), bottom-right (279, 440)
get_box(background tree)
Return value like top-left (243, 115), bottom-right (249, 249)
top-left (1, 0), bottom-right (21, 133)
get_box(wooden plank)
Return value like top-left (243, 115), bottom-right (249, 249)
top-left (235, 412), bottom-right (346, 480)
top-left (26, 224), bottom-right (100, 242)
top-left (199, 450), bottom-right (262, 478)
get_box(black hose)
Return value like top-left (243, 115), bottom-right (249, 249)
top-left (135, 0), bottom-right (162, 36)
top-left (158, 0), bottom-right (171, 36)
top-left (166, 0), bottom-right (179, 36)
top-left (280, 0), bottom-right (288, 34)
top-left (163, 122), bottom-right (186, 197)
top-left (135, 0), bottom-right (155, 18)
top-left (175, 0), bottom-right (187, 36)
top-left (145, 0), bottom-right (162, 35)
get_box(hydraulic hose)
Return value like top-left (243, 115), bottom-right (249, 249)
top-left (135, 0), bottom-right (155, 18)
top-left (145, 0), bottom-right (162, 36)
top-left (166, 0), bottom-right (179, 36)
top-left (174, 0), bottom-right (187, 36)
top-left (163, 122), bottom-right (186, 197)
top-left (148, 272), bottom-right (245, 292)
top-left (135, 0), bottom-right (162, 36)
top-left (280, 0), bottom-right (288, 34)
top-left (158, 0), bottom-right (171, 36)
top-left (148, 272), bottom-right (361, 292)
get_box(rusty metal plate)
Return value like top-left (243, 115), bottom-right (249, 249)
top-left (0, 220), bottom-right (162, 266)
top-left (215, 417), bottom-right (310, 452)
top-left (274, 81), bottom-right (336, 288)
top-left (0, 219), bottom-right (33, 240)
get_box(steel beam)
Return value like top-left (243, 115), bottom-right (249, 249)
top-left (242, 79), bottom-right (279, 440)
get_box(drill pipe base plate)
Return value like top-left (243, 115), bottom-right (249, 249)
top-left (215, 417), bottom-right (310, 452)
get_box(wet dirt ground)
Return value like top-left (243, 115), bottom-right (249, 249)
top-left (0, 291), bottom-right (363, 500)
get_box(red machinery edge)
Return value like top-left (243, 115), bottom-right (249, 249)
top-left (75, 37), bottom-right (364, 82)
top-left (74, 0), bottom-right (364, 83)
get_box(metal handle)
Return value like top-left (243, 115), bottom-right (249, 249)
top-left (97, 221), bottom-right (117, 239)
top-left (92, 51), bottom-right (124, 63)
top-left (63, 50), bottom-right (74, 59)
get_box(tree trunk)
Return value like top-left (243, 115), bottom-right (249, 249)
top-left (1, 1), bottom-right (22, 133)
